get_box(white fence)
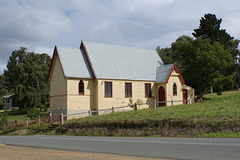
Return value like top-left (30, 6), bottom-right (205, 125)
top-left (55, 99), bottom-right (191, 124)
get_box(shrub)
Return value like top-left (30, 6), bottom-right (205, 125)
top-left (128, 98), bottom-right (143, 110)
top-left (27, 107), bottom-right (40, 119)
top-left (0, 111), bottom-right (8, 129)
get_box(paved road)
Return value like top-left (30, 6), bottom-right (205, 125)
top-left (0, 136), bottom-right (240, 160)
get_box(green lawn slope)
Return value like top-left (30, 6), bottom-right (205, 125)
top-left (56, 91), bottom-right (240, 137)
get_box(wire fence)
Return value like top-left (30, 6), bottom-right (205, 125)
top-left (63, 105), bottom-right (132, 118)
top-left (1, 117), bottom-right (43, 131)
top-left (1, 99), bottom-right (192, 131)
top-left (58, 99), bottom-right (191, 123)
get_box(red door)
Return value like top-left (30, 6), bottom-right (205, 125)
top-left (158, 86), bottom-right (165, 106)
top-left (183, 89), bottom-right (187, 104)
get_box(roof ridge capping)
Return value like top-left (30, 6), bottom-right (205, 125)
top-left (80, 40), bottom-right (164, 81)
top-left (81, 40), bottom-right (158, 52)
top-left (57, 45), bottom-right (79, 49)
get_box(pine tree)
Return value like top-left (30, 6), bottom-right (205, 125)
top-left (192, 13), bottom-right (234, 49)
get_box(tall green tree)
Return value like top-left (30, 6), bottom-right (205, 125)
top-left (156, 36), bottom-right (192, 67)
top-left (175, 38), bottom-right (235, 97)
top-left (157, 13), bottom-right (239, 96)
top-left (0, 74), bottom-right (7, 109)
top-left (192, 13), bottom-right (234, 49)
top-left (4, 47), bottom-right (51, 111)
top-left (156, 47), bottom-right (174, 65)
top-left (0, 74), bottom-right (7, 96)
top-left (193, 13), bottom-right (239, 90)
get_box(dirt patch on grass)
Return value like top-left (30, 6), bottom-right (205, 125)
top-left (56, 117), bottom-right (240, 137)
top-left (0, 144), bottom-right (162, 160)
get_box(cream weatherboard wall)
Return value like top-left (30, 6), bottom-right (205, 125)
top-left (166, 70), bottom-right (184, 106)
top-left (64, 78), bottom-right (155, 115)
top-left (183, 85), bottom-right (195, 104)
top-left (49, 61), bottom-right (195, 116)
top-left (49, 55), bottom-right (67, 111)
top-left (156, 70), bottom-right (195, 106)
top-left (67, 78), bottom-right (95, 115)
top-left (96, 79), bottom-right (155, 110)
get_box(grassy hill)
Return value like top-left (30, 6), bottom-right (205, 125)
top-left (56, 91), bottom-right (240, 137)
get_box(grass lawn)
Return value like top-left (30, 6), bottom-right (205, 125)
top-left (1, 90), bottom-right (240, 137)
top-left (68, 90), bottom-right (240, 123)
top-left (0, 109), bottom-right (50, 122)
top-left (57, 90), bottom-right (240, 137)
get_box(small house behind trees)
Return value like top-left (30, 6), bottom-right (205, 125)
top-left (2, 94), bottom-right (18, 110)
top-left (48, 41), bottom-right (194, 117)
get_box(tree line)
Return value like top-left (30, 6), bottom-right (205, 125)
top-left (0, 47), bottom-right (51, 111)
top-left (157, 13), bottom-right (240, 97)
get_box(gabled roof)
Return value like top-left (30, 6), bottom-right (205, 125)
top-left (156, 64), bottom-right (174, 83)
top-left (57, 46), bottom-right (93, 78)
top-left (2, 94), bottom-right (14, 99)
top-left (156, 63), bottom-right (185, 84)
top-left (49, 40), bottom-right (164, 81)
top-left (48, 46), bottom-right (93, 80)
top-left (80, 41), bottom-right (163, 81)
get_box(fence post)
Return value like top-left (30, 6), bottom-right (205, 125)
top-left (61, 113), bottom-right (64, 125)
top-left (49, 111), bottom-right (52, 117)
top-left (49, 111), bottom-right (52, 123)
top-left (26, 118), bottom-right (28, 127)
top-left (38, 116), bottom-right (41, 125)
top-left (88, 110), bottom-right (92, 116)
top-left (171, 99), bottom-right (174, 106)
top-left (15, 120), bottom-right (17, 129)
top-left (154, 100), bottom-right (156, 108)
top-left (112, 106), bottom-right (115, 113)
top-left (5, 122), bottom-right (7, 131)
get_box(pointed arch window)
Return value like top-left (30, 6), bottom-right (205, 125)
top-left (173, 83), bottom-right (177, 96)
top-left (78, 80), bottom-right (84, 95)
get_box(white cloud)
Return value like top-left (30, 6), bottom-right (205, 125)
top-left (0, 65), bottom-right (6, 75)
top-left (35, 46), bottom-right (54, 56)
top-left (1, 0), bottom-right (240, 75)
top-left (0, 5), bottom-right (72, 42)
top-left (0, 0), bottom-right (73, 73)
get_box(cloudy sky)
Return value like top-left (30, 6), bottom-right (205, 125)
top-left (0, 0), bottom-right (240, 74)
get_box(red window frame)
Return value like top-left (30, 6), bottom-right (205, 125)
top-left (173, 83), bottom-right (177, 96)
top-left (78, 80), bottom-right (84, 95)
top-left (125, 83), bottom-right (132, 98)
top-left (145, 83), bottom-right (152, 98)
top-left (105, 81), bottom-right (112, 98)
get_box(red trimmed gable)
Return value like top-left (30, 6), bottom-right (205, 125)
top-left (47, 46), bottom-right (57, 82)
top-left (80, 40), bottom-right (96, 79)
top-left (166, 63), bottom-right (185, 84)
top-left (47, 46), bottom-right (66, 82)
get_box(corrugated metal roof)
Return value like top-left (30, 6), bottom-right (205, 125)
top-left (83, 41), bottom-right (164, 81)
top-left (56, 46), bottom-right (93, 78)
top-left (156, 63), bottom-right (174, 82)
top-left (2, 94), bottom-right (14, 99)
